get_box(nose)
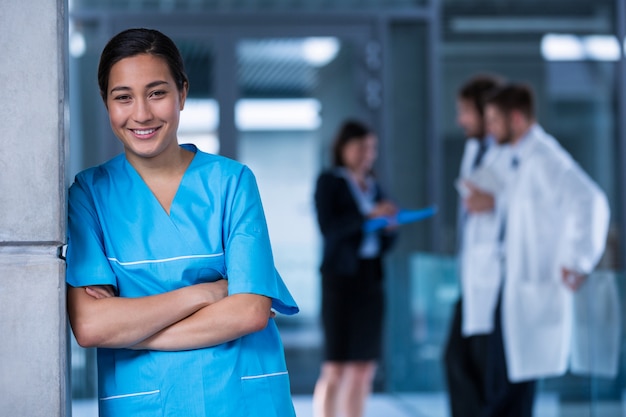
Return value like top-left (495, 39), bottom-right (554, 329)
top-left (133, 97), bottom-right (153, 123)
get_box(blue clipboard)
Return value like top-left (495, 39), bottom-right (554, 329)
top-left (363, 205), bottom-right (438, 232)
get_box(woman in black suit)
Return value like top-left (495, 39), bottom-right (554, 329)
top-left (312, 120), bottom-right (398, 417)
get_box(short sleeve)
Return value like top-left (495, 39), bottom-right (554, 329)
top-left (65, 175), bottom-right (118, 289)
top-left (222, 165), bottom-right (299, 315)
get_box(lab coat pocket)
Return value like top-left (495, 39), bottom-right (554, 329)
top-left (241, 371), bottom-right (295, 417)
top-left (517, 281), bottom-right (563, 325)
top-left (99, 389), bottom-right (163, 417)
top-left (462, 244), bottom-right (501, 287)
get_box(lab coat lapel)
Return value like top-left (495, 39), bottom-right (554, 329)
top-left (458, 139), bottom-right (509, 336)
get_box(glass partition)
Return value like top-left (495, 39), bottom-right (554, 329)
top-left (173, 38), bottom-right (219, 154)
top-left (67, 2), bottom-right (626, 416)
top-left (234, 37), bottom-right (380, 392)
top-left (409, 11), bottom-right (625, 415)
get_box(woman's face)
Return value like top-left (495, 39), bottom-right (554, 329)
top-left (342, 133), bottom-right (378, 174)
top-left (105, 53), bottom-right (187, 163)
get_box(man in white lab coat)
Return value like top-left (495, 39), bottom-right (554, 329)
top-left (444, 74), bottom-right (517, 417)
top-left (481, 83), bottom-right (610, 414)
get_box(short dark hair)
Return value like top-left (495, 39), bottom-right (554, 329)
top-left (332, 119), bottom-right (372, 168)
top-left (97, 28), bottom-right (189, 102)
top-left (458, 74), bottom-right (504, 117)
top-left (485, 83), bottom-right (535, 120)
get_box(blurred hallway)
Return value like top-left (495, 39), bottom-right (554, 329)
top-left (70, 393), bottom-right (454, 417)
top-left (72, 392), bottom-right (626, 417)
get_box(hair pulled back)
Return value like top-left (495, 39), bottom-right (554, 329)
top-left (97, 28), bottom-right (189, 102)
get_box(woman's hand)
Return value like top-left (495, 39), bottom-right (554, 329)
top-left (85, 285), bottom-right (116, 299)
top-left (369, 200), bottom-right (398, 219)
top-left (130, 293), bottom-right (274, 351)
top-left (68, 280), bottom-right (227, 349)
top-left (84, 280), bottom-right (229, 305)
top-left (195, 279), bottom-right (229, 304)
top-left (369, 200), bottom-right (399, 231)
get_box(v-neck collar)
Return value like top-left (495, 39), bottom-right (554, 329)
top-left (122, 144), bottom-right (199, 217)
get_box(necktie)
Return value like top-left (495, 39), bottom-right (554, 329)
top-left (472, 141), bottom-right (488, 170)
top-left (499, 156), bottom-right (520, 243)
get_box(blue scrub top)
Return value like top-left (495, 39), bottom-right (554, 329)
top-left (66, 144), bottom-right (299, 417)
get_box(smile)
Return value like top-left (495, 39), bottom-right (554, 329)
top-left (132, 128), bottom-right (158, 135)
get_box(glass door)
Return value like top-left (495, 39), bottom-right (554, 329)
top-left (233, 35), bottom-right (382, 393)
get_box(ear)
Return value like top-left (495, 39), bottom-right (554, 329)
top-left (511, 110), bottom-right (524, 128)
top-left (179, 82), bottom-right (189, 110)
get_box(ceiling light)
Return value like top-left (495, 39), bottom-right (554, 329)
top-left (583, 35), bottom-right (620, 61)
top-left (302, 37), bottom-right (340, 67)
top-left (541, 34), bottom-right (585, 61)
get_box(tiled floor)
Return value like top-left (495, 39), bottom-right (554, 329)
top-left (71, 394), bottom-right (431, 417)
top-left (72, 392), bottom-right (625, 417)
top-left (293, 393), bottom-right (557, 417)
top-left (292, 394), bottom-right (433, 417)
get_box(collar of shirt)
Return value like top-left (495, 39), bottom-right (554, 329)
top-left (511, 123), bottom-right (542, 166)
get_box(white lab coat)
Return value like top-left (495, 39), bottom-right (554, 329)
top-left (458, 138), bottom-right (512, 336)
top-left (501, 124), bottom-right (611, 382)
top-left (570, 269), bottom-right (621, 378)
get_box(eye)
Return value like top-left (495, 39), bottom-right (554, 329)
top-left (149, 90), bottom-right (167, 99)
top-left (112, 94), bottom-right (132, 102)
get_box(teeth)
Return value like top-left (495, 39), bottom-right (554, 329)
top-left (134, 129), bottom-right (155, 135)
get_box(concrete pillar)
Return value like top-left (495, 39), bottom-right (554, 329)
top-left (0, 0), bottom-right (69, 416)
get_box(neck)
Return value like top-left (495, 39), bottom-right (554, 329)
top-left (511, 120), bottom-right (534, 146)
top-left (348, 167), bottom-right (368, 178)
top-left (128, 144), bottom-right (193, 178)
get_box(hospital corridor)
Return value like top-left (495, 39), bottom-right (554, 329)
top-left (3, 0), bottom-right (626, 416)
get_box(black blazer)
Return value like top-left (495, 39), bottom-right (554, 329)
top-left (314, 170), bottom-right (397, 277)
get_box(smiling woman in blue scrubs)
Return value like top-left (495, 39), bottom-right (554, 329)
top-left (65, 28), bottom-right (299, 417)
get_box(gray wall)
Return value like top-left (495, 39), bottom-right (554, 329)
top-left (0, 0), bottom-right (69, 416)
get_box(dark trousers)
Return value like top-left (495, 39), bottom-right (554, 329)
top-left (444, 298), bottom-right (536, 417)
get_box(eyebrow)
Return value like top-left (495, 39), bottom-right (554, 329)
top-left (109, 80), bottom-right (170, 95)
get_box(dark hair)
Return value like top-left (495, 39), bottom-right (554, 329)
top-left (458, 74), bottom-right (504, 117)
top-left (331, 119), bottom-right (373, 168)
top-left (97, 28), bottom-right (189, 102)
top-left (485, 83), bottom-right (535, 120)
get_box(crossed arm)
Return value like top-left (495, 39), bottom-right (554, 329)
top-left (67, 281), bottom-right (272, 351)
